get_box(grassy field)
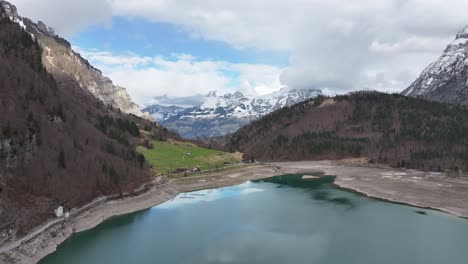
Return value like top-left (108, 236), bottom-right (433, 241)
top-left (137, 139), bottom-right (242, 175)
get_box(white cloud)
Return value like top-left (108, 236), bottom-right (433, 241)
top-left (108, 0), bottom-right (468, 93)
top-left (11, 0), bottom-right (468, 94)
top-left (74, 47), bottom-right (284, 105)
top-left (369, 37), bottom-right (452, 54)
top-left (10, 0), bottom-right (112, 36)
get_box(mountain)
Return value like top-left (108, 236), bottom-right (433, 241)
top-left (226, 91), bottom-right (468, 172)
top-left (402, 26), bottom-right (468, 104)
top-left (142, 104), bottom-right (186, 122)
top-left (0, 1), bottom-right (177, 236)
top-left (143, 88), bottom-right (322, 138)
top-left (0, 0), bottom-right (151, 119)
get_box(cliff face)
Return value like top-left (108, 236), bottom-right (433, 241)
top-left (0, 2), bottom-right (169, 237)
top-left (402, 26), bottom-right (468, 104)
top-left (0, 0), bottom-right (151, 119)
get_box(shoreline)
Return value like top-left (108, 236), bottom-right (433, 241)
top-left (271, 161), bottom-right (468, 219)
top-left (0, 164), bottom-right (287, 264)
top-left (332, 184), bottom-right (468, 220)
top-left (2, 161), bottom-right (468, 263)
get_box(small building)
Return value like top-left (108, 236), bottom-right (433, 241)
top-left (64, 211), bottom-right (70, 221)
top-left (54, 206), bottom-right (64, 218)
top-left (190, 167), bottom-right (200, 172)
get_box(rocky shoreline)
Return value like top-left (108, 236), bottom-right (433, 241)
top-left (1, 161), bottom-right (468, 264)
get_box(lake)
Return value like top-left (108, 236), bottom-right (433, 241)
top-left (40, 175), bottom-right (468, 264)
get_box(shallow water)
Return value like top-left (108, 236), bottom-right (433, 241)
top-left (40, 175), bottom-right (468, 264)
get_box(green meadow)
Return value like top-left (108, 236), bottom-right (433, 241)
top-left (137, 140), bottom-right (242, 175)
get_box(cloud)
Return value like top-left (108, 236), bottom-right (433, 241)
top-left (74, 47), bottom-right (284, 105)
top-left (149, 94), bottom-right (207, 108)
top-left (11, 0), bottom-right (112, 36)
top-left (108, 0), bottom-right (468, 93)
top-left (11, 0), bottom-right (468, 94)
top-left (369, 37), bottom-right (451, 54)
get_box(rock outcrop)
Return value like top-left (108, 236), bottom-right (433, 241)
top-left (0, 0), bottom-right (151, 119)
top-left (402, 26), bottom-right (468, 104)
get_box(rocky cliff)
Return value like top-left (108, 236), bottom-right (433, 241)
top-left (0, 0), bottom-right (151, 119)
top-left (402, 26), bottom-right (468, 104)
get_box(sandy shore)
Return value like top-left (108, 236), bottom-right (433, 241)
top-left (1, 161), bottom-right (468, 263)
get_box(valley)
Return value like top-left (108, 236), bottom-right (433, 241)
top-left (1, 0), bottom-right (468, 263)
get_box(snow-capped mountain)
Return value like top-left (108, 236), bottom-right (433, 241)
top-left (402, 26), bottom-right (468, 104)
top-left (142, 104), bottom-right (186, 121)
top-left (0, 0), bottom-right (150, 119)
top-left (143, 88), bottom-right (322, 138)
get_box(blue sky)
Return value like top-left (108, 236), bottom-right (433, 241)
top-left (65, 16), bottom-right (289, 104)
top-left (70, 17), bottom-right (289, 67)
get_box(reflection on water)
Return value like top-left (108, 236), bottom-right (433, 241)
top-left (41, 174), bottom-right (468, 264)
top-left (256, 174), bottom-right (356, 210)
top-left (157, 181), bottom-right (265, 209)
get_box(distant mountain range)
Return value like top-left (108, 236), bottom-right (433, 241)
top-left (402, 26), bottom-right (468, 104)
top-left (143, 88), bottom-right (322, 138)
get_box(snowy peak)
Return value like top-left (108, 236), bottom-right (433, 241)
top-left (1, 1), bottom-right (18, 20)
top-left (402, 25), bottom-right (468, 104)
top-left (206, 90), bottom-right (218, 97)
top-left (142, 104), bottom-right (186, 121)
top-left (1, 0), bottom-right (26, 31)
top-left (223, 91), bottom-right (245, 100)
top-left (143, 88), bottom-right (322, 138)
top-left (146, 88), bottom-right (322, 121)
top-left (456, 26), bottom-right (468, 40)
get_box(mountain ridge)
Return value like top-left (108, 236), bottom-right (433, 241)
top-left (143, 87), bottom-right (322, 138)
top-left (402, 25), bottom-right (468, 104)
top-left (0, 0), bottom-right (151, 119)
top-left (226, 91), bottom-right (468, 173)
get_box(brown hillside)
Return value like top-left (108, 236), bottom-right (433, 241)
top-left (0, 10), bottom-right (176, 235)
top-left (228, 92), bottom-right (468, 172)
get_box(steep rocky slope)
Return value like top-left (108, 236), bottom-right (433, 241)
top-left (227, 92), bottom-right (468, 172)
top-left (402, 26), bottom-right (468, 104)
top-left (144, 88), bottom-right (322, 138)
top-left (0, 0), bottom-right (150, 119)
top-left (0, 3), bottom-right (176, 239)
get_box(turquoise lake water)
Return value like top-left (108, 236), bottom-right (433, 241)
top-left (40, 175), bottom-right (468, 264)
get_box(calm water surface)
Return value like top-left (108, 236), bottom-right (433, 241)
top-left (40, 175), bottom-right (468, 264)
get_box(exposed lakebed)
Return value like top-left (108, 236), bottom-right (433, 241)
top-left (40, 175), bottom-right (468, 264)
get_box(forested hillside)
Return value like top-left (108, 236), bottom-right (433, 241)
top-left (0, 11), bottom-right (176, 235)
top-left (228, 92), bottom-right (468, 172)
